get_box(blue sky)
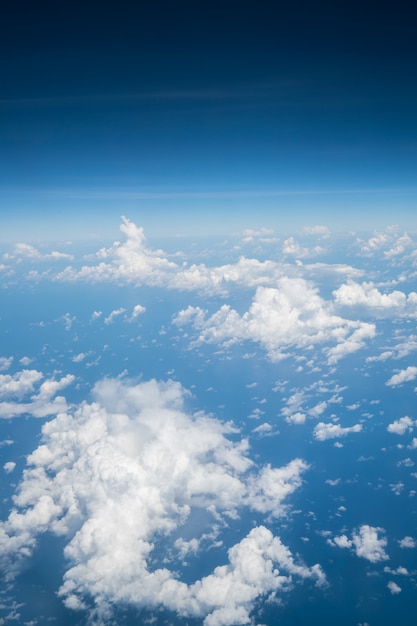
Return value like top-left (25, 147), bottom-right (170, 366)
top-left (1, 0), bottom-right (416, 239)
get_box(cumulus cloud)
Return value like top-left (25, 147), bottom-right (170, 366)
top-left (386, 366), bottom-right (417, 387)
top-left (387, 416), bottom-right (415, 435)
top-left (329, 525), bottom-right (388, 563)
top-left (358, 230), bottom-right (415, 258)
top-left (313, 422), bottom-right (362, 441)
top-left (130, 304), bottom-right (146, 319)
top-left (387, 581), bottom-right (402, 594)
top-left (0, 369), bottom-right (74, 419)
top-left (0, 377), bottom-right (324, 624)
top-left (55, 217), bottom-right (283, 294)
top-left (173, 279), bottom-right (375, 364)
top-left (333, 281), bottom-right (417, 317)
top-left (3, 461), bottom-right (16, 474)
top-left (398, 536), bottom-right (416, 549)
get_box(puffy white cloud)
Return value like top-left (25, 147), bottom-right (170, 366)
top-left (173, 279), bottom-right (375, 364)
top-left (313, 422), bottom-right (362, 441)
top-left (0, 370), bottom-right (74, 419)
top-left (386, 366), bottom-right (417, 387)
top-left (330, 525), bottom-right (388, 563)
top-left (358, 230), bottom-right (415, 258)
top-left (0, 377), bottom-right (324, 624)
top-left (3, 461), bottom-right (16, 474)
top-left (387, 581), bottom-right (402, 594)
top-left (398, 536), bottom-right (416, 549)
top-left (130, 304), bottom-right (146, 319)
top-left (387, 416), bottom-right (415, 435)
top-left (0, 369), bottom-right (43, 399)
top-left (333, 281), bottom-right (417, 318)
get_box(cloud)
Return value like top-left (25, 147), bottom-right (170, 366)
top-left (398, 536), bottom-right (416, 549)
top-left (173, 279), bottom-right (375, 365)
top-left (329, 525), bottom-right (388, 563)
top-left (282, 237), bottom-right (324, 259)
top-left (387, 416), bottom-right (415, 435)
top-left (386, 366), bottom-right (417, 387)
top-left (104, 307), bottom-right (126, 324)
top-left (3, 461), bottom-right (16, 474)
top-left (313, 422), bottom-right (362, 441)
top-left (130, 304), bottom-right (146, 320)
top-left (3, 242), bottom-right (73, 261)
top-left (0, 377), bottom-right (324, 624)
top-left (55, 217), bottom-right (285, 295)
top-left (0, 369), bottom-right (74, 419)
top-left (0, 357), bottom-right (13, 371)
top-left (387, 581), bottom-right (402, 594)
top-left (333, 281), bottom-right (417, 317)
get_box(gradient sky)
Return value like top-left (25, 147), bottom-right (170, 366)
top-left (1, 0), bottom-right (416, 240)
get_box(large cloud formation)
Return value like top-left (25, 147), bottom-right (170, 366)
top-left (0, 377), bottom-right (324, 625)
top-left (173, 279), bottom-right (375, 364)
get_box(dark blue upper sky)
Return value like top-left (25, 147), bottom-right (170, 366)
top-left (1, 0), bottom-right (416, 239)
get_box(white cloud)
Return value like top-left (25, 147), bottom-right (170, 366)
top-left (104, 307), bottom-right (126, 324)
top-left (387, 581), bottom-right (402, 595)
top-left (386, 366), bottom-right (417, 387)
top-left (282, 237), bottom-right (324, 259)
top-left (0, 357), bottom-right (13, 371)
top-left (130, 304), bottom-right (146, 319)
top-left (330, 525), bottom-right (388, 563)
top-left (173, 279), bottom-right (375, 365)
top-left (333, 281), bottom-right (417, 316)
top-left (19, 356), bottom-right (33, 366)
top-left (398, 536), bottom-right (416, 549)
top-left (0, 377), bottom-right (324, 624)
top-left (313, 422), bottom-right (362, 441)
top-left (387, 416), bottom-right (415, 435)
top-left (3, 461), bottom-right (16, 474)
top-left (72, 352), bottom-right (87, 363)
top-left (4, 242), bottom-right (73, 261)
top-left (0, 370), bottom-right (43, 399)
top-left (0, 370), bottom-right (74, 419)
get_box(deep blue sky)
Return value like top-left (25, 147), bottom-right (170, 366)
top-left (1, 0), bottom-right (416, 239)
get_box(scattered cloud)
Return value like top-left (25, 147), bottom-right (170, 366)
top-left (3, 461), bottom-right (16, 474)
top-left (333, 281), bottom-right (417, 316)
top-left (386, 366), bottom-right (417, 387)
top-left (387, 416), bottom-right (415, 435)
top-left (0, 370), bottom-right (74, 419)
top-left (104, 307), bottom-right (126, 324)
top-left (387, 581), bottom-right (402, 595)
top-left (313, 422), bottom-right (362, 441)
top-left (328, 525), bottom-right (388, 563)
top-left (398, 536), bottom-right (416, 549)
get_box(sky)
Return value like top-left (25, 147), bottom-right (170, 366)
top-left (1, 0), bottom-right (416, 239)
